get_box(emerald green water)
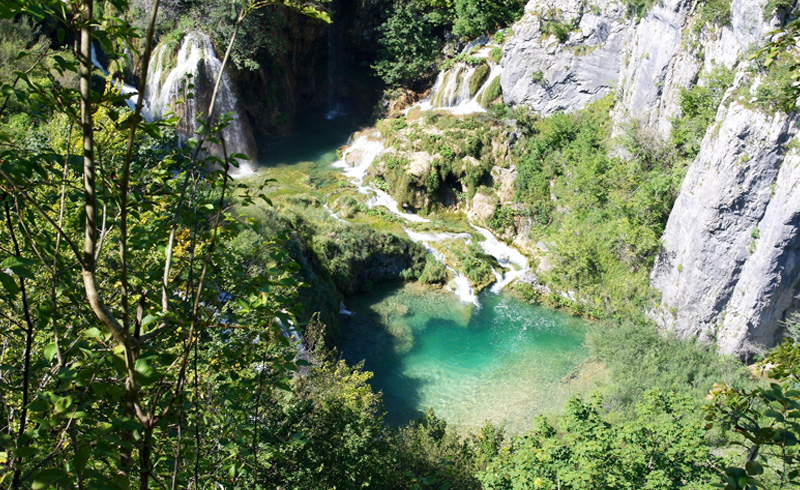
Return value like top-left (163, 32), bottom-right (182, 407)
top-left (338, 283), bottom-right (589, 433)
top-left (257, 112), bottom-right (368, 170)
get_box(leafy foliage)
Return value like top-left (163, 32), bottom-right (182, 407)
top-left (480, 391), bottom-right (720, 490)
top-left (452, 0), bottom-right (525, 40)
top-left (513, 97), bottom-right (684, 317)
top-left (373, 2), bottom-right (448, 90)
top-left (671, 66), bottom-right (734, 159)
top-left (706, 334), bottom-right (800, 490)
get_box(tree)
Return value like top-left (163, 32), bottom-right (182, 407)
top-left (0, 0), bottom-right (325, 488)
top-left (480, 391), bottom-right (719, 490)
top-left (373, 2), bottom-right (448, 90)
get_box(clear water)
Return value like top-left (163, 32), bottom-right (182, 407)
top-left (257, 111), bottom-right (368, 171)
top-left (337, 283), bottom-right (589, 433)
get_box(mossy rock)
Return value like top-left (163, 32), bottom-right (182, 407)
top-left (469, 63), bottom-right (490, 98)
top-left (480, 76), bottom-right (502, 107)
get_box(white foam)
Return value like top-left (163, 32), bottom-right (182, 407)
top-left (333, 133), bottom-right (431, 223)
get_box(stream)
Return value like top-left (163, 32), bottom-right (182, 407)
top-left (258, 112), bottom-right (591, 433)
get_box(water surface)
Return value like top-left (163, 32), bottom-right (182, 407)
top-left (257, 112), bottom-right (368, 171)
top-left (338, 283), bottom-right (589, 433)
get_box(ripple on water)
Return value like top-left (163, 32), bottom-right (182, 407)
top-left (337, 283), bottom-right (590, 433)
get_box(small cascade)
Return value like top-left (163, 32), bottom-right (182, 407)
top-left (275, 316), bottom-right (308, 359)
top-left (470, 224), bottom-right (529, 294)
top-left (431, 64), bottom-right (477, 108)
top-left (323, 203), bottom-right (347, 222)
top-left (332, 133), bottom-right (430, 223)
top-left (404, 229), bottom-right (478, 305)
top-left (414, 40), bottom-right (504, 115)
top-left (339, 302), bottom-right (355, 316)
top-left (142, 32), bottom-right (257, 178)
top-left (90, 44), bottom-right (139, 112)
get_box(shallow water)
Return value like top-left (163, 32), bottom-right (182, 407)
top-left (257, 112), bottom-right (368, 171)
top-left (337, 283), bottom-right (589, 433)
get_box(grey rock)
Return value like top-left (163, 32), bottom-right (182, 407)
top-left (650, 100), bottom-right (798, 356)
top-left (501, 0), bottom-right (630, 114)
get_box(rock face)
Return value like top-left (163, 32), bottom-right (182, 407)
top-left (502, 0), bottom-right (798, 354)
top-left (502, 0), bottom-right (630, 114)
top-left (650, 101), bottom-right (799, 356)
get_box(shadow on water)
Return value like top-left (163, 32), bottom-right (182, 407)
top-left (337, 283), bottom-right (591, 432)
top-left (255, 111), bottom-right (369, 171)
top-left (337, 283), bottom-right (428, 426)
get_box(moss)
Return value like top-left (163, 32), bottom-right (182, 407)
top-left (469, 63), bottom-right (490, 97)
top-left (480, 76), bottom-right (502, 107)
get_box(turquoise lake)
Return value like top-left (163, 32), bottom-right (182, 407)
top-left (337, 283), bottom-right (589, 433)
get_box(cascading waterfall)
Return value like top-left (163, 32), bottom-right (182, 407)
top-left (403, 229), bottom-right (479, 305)
top-left (142, 32), bottom-right (256, 177)
top-left (332, 132), bottom-right (430, 223)
top-left (332, 133), bottom-right (529, 303)
top-left (326, 0), bottom-right (345, 119)
top-left (90, 44), bottom-right (139, 112)
top-left (470, 224), bottom-right (529, 294)
top-left (415, 41), bottom-right (504, 115)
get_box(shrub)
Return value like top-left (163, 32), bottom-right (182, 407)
top-left (540, 19), bottom-right (573, 42)
top-left (418, 256), bottom-right (449, 285)
top-left (489, 46), bottom-right (502, 63)
top-left (452, 0), bottom-right (526, 40)
top-left (374, 2), bottom-right (447, 90)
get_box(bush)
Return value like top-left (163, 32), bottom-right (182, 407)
top-left (452, 0), bottom-right (526, 40)
top-left (480, 390), bottom-right (721, 489)
top-left (512, 96), bottom-right (685, 317)
top-left (671, 66), bottom-right (734, 158)
top-left (418, 256), bottom-right (449, 285)
top-left (624, 0), bottom-right (658, 20)
top-left (540, 19), bottom-right (573, 42)
top-left (489, 46), bottom-right (502, 63)
top-left (373, 2), bottom-right (448, 90)
top-left (587, 321), bottom-right (750, 409)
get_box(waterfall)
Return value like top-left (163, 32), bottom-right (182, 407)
top-left (326, 0), bottom-right (345, 119)
top-left (414, 39), bottom-right (504, 115)
top-left (142, 32), bottom-right (257, 178)
top-left (323, 203), bottom-right (347, 222)
top-left (274, 316), bottom-right (308, 359)
top-left (403, 229), bottom-right (479, 305)
top-left (330, 132), bottom-right (529, 303)
top-left (470, 224), bottom-right (529, 294)
top-left (332, 132), bottom-right (430, 223)
top-left (90, 43), bottom-right (139, 112)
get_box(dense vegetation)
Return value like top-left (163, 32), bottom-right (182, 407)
top-left (374, 0), bottom-right (525, 90)
top-left (1, 0), bottom-right (800, 489)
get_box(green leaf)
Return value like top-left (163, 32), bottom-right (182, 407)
top-left (32, 467), bottom-right (67, 489)
top-left (43, 343), bottom-right (58, 362)
top-left (141, 314), bottom-right (159, 327)
top-left (0, 271), bottom-right (19, 295)
top-left (2, 256), bottom-right (36, 279)
top-left (28, 398), bottom-right (50, 412)
top-left (84, 327), bottom-right (103, 339)
top-left (746, 460), bottom-right (764, 476)
top-left (134, 358), bottom-right (161, 385)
